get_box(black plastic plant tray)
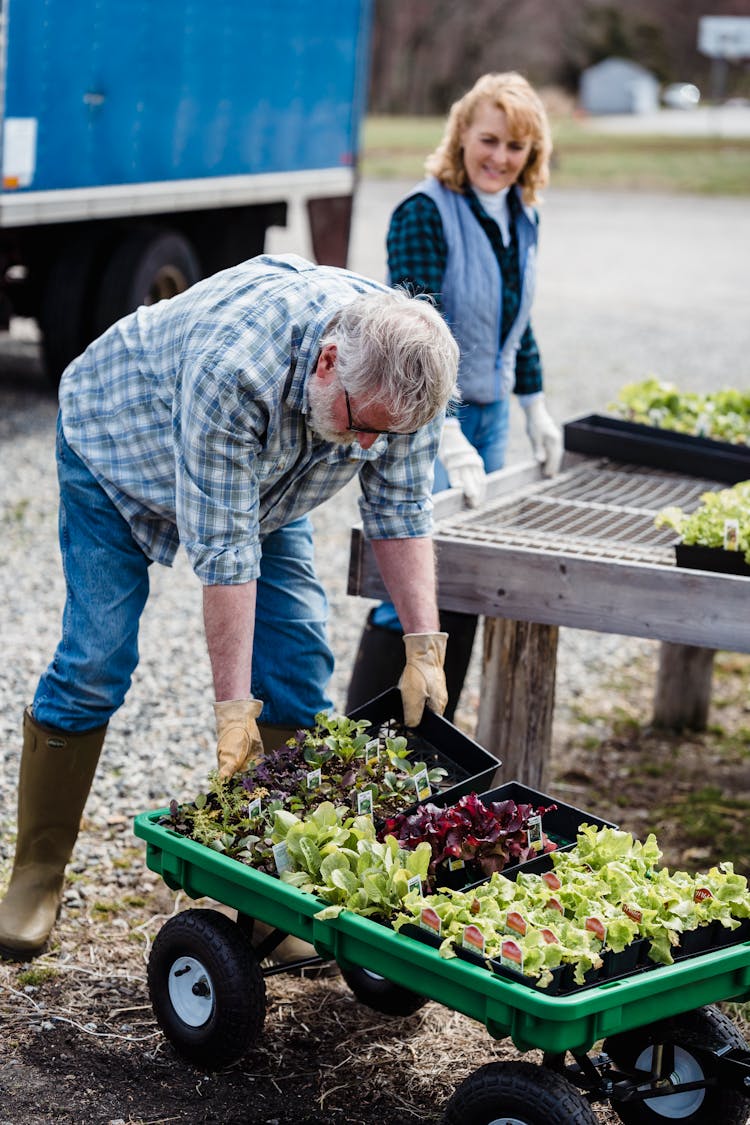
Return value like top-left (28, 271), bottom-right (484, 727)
top-left (675, 543), bottom-right (750, 577)
top-left (402, 892), bottom-right (750, 996)
top-left (564, 413), bottom-right (750, 483)
top-left (459, 781), bottom-right (618, 858)
top-left (347, 687), bottom-right (499, 801)
top-left (399, 924), bottom-right (650, 996)
top-left (487, 919), bottom-right (750, 994)
top-left (485, 940), bottom-right (650, 995)
top-left (416, 782), bottom-right (618, 896)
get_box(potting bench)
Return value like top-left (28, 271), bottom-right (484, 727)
top-left (347, 453), bottom-right (750, 787)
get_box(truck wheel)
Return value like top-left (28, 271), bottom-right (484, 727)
top-left (39, 236), bottom-right (105, 386)
top-left (147, 908), bottom-right (266, 1069)
top-left (94, 227), bottom-right (200, 336)
top-left (443, 1060), bottom-right (599, 1125)
top-left (339, 964), bottom-right (428, 1016)
top-left (603, 1004), bottom-right (748, 1124)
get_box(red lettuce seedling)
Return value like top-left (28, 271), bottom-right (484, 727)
top-left (380, 792), bottom-right (557, 886)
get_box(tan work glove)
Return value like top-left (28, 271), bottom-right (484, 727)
top-left (520, 393), bottom-right (563, 478)
top-left (214, 698), bottom-right (264, 778)
top-left (398, 633), bottom-right (449, 727)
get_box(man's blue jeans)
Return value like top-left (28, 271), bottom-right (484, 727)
top-left (33, 417), bottom-right (334, 732)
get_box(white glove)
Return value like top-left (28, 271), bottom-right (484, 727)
top-left (438, 417), bottom-right (487, 508)
top-left (521, 395), bottom-right (563, 478)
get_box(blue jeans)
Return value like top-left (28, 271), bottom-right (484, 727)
top-left (372, 399), bottom-right (510, 632)
top-left (33, 417), bottom-right (333, 732)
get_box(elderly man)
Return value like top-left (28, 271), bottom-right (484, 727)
top-left (0, 253), bottom-right (459, 960)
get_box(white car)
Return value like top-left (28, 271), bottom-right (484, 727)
top-left (662, 83), bottom-right (701, 110)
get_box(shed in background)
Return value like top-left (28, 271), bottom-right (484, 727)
top-left (579, 57), bottom-right (660, 114)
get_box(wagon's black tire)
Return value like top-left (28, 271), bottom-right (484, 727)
top-left (339, 964), bottom-right (428, 1016)
top-left (443, 1059), bottom-right (599, 1125)
top-left (148, 908), bottom-right (266, 1069)
top-left (603, 1004), bottom-right (749, 1124)
top-left (93, 227), bottom-right (200, 336)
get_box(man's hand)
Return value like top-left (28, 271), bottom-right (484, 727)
top-left (214, 698), bottom-right (264, 778)
top-left (398, 632), bottom-right (449, 727)
top-left (521, 395), bottom-right (563, 478)
top-left (438, 417), bottom-right (487, 508)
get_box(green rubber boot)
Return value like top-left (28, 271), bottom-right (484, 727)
top-left (0, 708), bottom-right (107, 961)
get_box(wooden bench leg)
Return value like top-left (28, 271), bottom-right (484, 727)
top-left (475, 617), bottom-right (559, 789)
top-left (653, 643), bottom-right (715, 730)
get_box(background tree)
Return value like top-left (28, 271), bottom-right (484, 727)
top-left (368, 0), bottom-right (750, 114)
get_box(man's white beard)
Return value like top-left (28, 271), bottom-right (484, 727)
top-left (308, 379), bottom-right (352, 444)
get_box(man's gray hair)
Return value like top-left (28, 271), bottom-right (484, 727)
top-left (322, 288), bottom-right (459, 431)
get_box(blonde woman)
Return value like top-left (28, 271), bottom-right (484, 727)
top-left (347, 72), bottom-right (563, 719)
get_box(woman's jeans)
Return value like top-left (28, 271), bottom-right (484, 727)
top-left (371, 399), bottom-right (510, 631)
top-left (33, 418), bottom-right (333, 732)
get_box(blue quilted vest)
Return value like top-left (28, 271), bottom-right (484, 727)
top-left (397, 177), bottom-right (538, 404)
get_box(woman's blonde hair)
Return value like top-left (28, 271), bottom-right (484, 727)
top-left (425, 72), bottom-right (552, 205)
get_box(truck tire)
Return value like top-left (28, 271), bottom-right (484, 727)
top-left (148, 907), bottom-right (266, 1069)
top-left (39, 235), bottom-right (105, 386)
top-left (94, 227), bottom-right (200, 337)
top-left (603, 1004), bottom-right (749, 1125)
top-left (443, 1059), bottom-right (599, 1125)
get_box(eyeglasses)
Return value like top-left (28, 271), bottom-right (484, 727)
top-left (343, 387), bottom-right (417, 437)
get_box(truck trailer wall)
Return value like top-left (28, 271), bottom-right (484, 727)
top-left (0, 0), bottom-right (373, 383)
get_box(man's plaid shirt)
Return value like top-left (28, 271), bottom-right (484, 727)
top-left (387, 188), bottom-right (543, 396)
top-left (58, 255), bottom-right (441, 586)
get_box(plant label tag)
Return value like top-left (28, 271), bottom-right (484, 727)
top-left (506, 911), bottom-right (527, 937)
top-left (356, 789), bottom-right (374, 816)
top-left (500, 939), bottom-right (523, 973)
top-left (585, 916), bottom-right (607, 943)
top-left (247, 797), bottom-right (262, 818)
top-left (526, 816), bottom-right (543, 853)
top-left (724, 518), bottom-right (740, 551)
top-left (462, 924), bottom-right (485, 955)
top-left (272, 840), bottom-right (291, 874)
top-left (447, 858), bottom-right (465, 871)
top-left (365, 738), bottom-right (380, 761)
top-left (412, 768), bottom-right (431, 802)
top-left (420, 905), bottom-right (441, 937)
top-left (306, 767), bottom-right (322, 790)
top-left (407, 874), bottom-right (422, 896)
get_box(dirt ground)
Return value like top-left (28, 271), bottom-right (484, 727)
top-left (1, 647), bottom-right (749, 1125)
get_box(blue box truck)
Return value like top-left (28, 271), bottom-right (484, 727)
top-left (0, 0), bottom-right (373, 382)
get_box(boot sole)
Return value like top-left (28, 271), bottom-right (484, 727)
top-left (0, 939), bottom-right (46, 962)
